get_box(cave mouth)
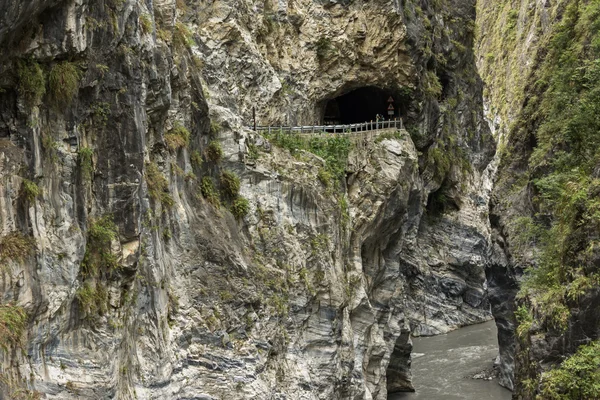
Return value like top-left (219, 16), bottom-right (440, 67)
top-left (322, 86), bottom-right (407, 125)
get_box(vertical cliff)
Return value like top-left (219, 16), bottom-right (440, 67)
top-left (0, 0), bottom-right (494, 399)
top-left (478, 0), bottom-right (600, 396)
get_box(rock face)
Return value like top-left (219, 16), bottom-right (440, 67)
top-left (0, 0), bottom-right (495, 399)
top-left (478, 0), bottom-right (600, 396)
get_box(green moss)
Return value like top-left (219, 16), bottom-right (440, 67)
top-left (206, 141), bottom-right (224, 163)
top-left (17, 59), bottom-right (46, 105)
top-left (48, 61), bottom-right (81, 107)
top-left (0, 232), bottom-right (33, 263)
top-left (165, 123), bottom-right (191, 151)
top-left (539, 341), bottom-right (600, 399)
top-left (200, 176), bottom-right (220, 207)
top-left (81, 215), bottom-right (120, 276)
top-left (0, 304), bottom-right (27, 351)
top-left (79, 147), bottom-right (94, 182)
top-left (220, 170), bottom-right (240, 199)
top-left (145, 162), bottom-right (174, 208)
top-left (21, 179), bottom-right (40, 202)
top-left (230, 196), bottom-right (249, 220)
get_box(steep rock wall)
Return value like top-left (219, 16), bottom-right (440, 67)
top-left (0, 0), bottom-right (494, 399)
top-left (477, 0), bottom-right (600, 396)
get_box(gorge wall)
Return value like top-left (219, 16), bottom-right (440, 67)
top-left (478, 0), bottom-right (600, 397)
top-left (0, 0), bottom-right (497, 399)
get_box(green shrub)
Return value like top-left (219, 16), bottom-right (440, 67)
top-left (190, 150), bottom-right (203, 169)
top-left (17, 59), bottom-right (45, 105)
top-left (145, 162), bottom-right (174, 208)
top-left (200, 176), bottom-right (220, 207)
top-left (539, 341), bottom-right (600, 399)
top-left (165, 123), bottom-right (191, 150)
top-left (220, 170), bottom-right (240, 199)
top-left (230, 196), bottom-right (249, 220)
top-left (0, 232), bottom-right (33, 262)
top-left (91, 102), bottom-right (111, 126)
top-left (48, 61), bottom-right (81, 107)
top-left (515, 305), bottom-right (533, 340)
top-left (206, 141), bottom-right (224, 163)
top-left (424, 70), bottom-right (443, 99)
top-left (81, 215), bottom-right (119, 276)
top-left (21, 179), bottom-right (40, 202)
top-left (79, 147), bottom-right (94, 182)
top-left (0, 304), bottom-right (27, 351)
top-left (317, 168), bottom-right (333, 188)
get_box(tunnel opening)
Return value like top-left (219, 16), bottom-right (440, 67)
top-left (322, 86), bottom-right (409, 125)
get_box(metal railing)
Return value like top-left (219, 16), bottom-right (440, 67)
top-left (249, 119), bottom-right (404, 134)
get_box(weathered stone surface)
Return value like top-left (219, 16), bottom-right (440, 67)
top-left (0, 0), bottom-right (495, 399)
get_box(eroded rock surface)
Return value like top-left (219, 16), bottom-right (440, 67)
top-left (0, 0), bottom-right (495, 399)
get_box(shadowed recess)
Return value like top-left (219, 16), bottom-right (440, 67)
top-left (322, 86), bottom-right (408, 125)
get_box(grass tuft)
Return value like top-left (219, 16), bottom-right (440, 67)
top-left (145, 162), bottom-right (174, 208)
top-left (200, 176), bottom-right (220, 207)
top-left (0, 304), bottom-right (27, 351)
top-left (165, 123), bottom-right (191, 151)
top-left (81, 215), bottom-right (120, 276)
top-left (48, 61), bottom-right (81, 108)
top-left (0, 232), bottom-right (33, 263)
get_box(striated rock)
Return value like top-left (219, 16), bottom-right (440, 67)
top-left (0, 0), bottom-right (495, 399)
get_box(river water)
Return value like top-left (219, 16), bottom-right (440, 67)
top-left (390, 320), bottom-right (512, 400)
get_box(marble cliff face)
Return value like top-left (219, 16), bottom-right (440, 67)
top-left (0, 0), bottom-right (495, 399)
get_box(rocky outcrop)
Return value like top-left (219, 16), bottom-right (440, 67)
top-left (0, 0), bottom-right (495, 399)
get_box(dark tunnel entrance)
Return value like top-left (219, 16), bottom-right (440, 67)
top-left (323, 86), bottom-right (407, 125)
